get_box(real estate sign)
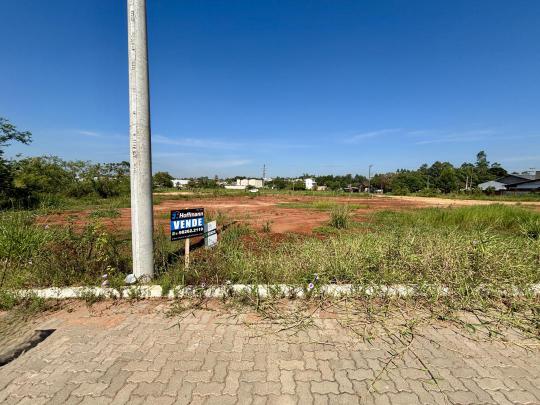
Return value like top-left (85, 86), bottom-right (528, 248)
top-left (170, 208), bottom-right (205, 241)
top-left (204, 220), bottom-right (218, 248)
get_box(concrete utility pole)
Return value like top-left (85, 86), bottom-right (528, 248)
top-left (127, 0), bottom-right (154, 280)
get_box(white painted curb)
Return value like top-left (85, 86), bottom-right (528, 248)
top-left (15, 283), bottom-right (540, 300)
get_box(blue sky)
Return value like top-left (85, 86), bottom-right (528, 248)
top-left (1, 0), bottom-right (540, 178)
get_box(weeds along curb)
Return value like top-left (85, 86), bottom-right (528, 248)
top-left (14, 283), bottom-right (540, 300)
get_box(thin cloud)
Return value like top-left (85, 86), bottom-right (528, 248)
top-left (75, 129), bottom-right (127, 140)
top-left (344, 129), bottom-right (401, 144)
top-left (202, 159), bottom-right (252, 168)
top-left (154, 134), bottom-right (312, 150)
top-left (414, 129), bottom-right (496, 145)
top-left (153, 134), bottom-right (242, 150)
top-left (153, 152), bottom-right (195, 158)
top-left (257, 142), bottom-right (312, 150)
top-left (500, 155), bottom-right (540, 163)
top-left (77, 130), bottom-right (102, 137)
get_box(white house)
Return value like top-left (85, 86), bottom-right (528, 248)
top-left (172, 179), bottom-right (190, 188)
top-left (236, 178), bottom-right (263, 188)
top-left (304, 178), bottom-right (317, 190)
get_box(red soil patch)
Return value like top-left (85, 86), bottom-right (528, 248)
top-left (38, 195), bottom-right (432, 235)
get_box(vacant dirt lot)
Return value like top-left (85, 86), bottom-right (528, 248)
top-left (40, 195), bottom-right (426, 234)
top-left (40, 193), bottom-right (540, 235)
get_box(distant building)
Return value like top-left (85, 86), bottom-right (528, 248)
top-left (236, 178), bottom-right (263, 188)
top-left (514, 180), bottom-right (540, 192)
top-left (316, 185), bottom-right (327, 191)
top-left (224, 185), bottom-right (247, 190)
top-left (304, 178), bottom-right (317, 190)
top-left (172, 179), bottom-right (190, 188)
top-left (479, 172), bottom-right (540, 193)
top-left (343, 186), bottom-right (360, 193)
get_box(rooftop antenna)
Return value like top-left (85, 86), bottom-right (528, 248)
top-left (127, 0), bottom-right (154, 280)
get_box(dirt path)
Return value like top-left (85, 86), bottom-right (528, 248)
top-left (378, 194), bottom-right (540, 208)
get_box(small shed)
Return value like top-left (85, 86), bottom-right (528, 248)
top-left (172, 179), bottom-right (190, 188)
top-left (478, 180), bottom-right (507, 191)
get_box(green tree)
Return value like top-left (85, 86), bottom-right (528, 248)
top-left (475, 150), bottom-right (492, 183)
top-left (13, 156), bottom-right (72, 194)
top-left (153, 171), bottom-right (174, 188)
top-left (370, 173), bottom-right (393, 191)
top-left (267, 177), bottom-right (288, 189)
top-left (88, 162), bottom-right (130, 197)
top-left (438, 167), bottom-right (458, 193)
top-left (488, 162), bottom-right (507, 178)
top-left (0, 118), bottom-right (32, 154)
top-left (0, 118), bottom-right (33, 206)
top-left (391, 170), bottom-right (425, 193)
top-left (189, 177), bottom-right (219, 189)
top-left (287, 179), bottom-right (306, 190)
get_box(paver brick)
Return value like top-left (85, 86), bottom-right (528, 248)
top-left (311, 381), bottom-right (340, 395)
top-left (503, 389), bottom-right (539, 404)
top-left (126, 370), bottom-right (159, 384)
top-left (193, 382), bottom-right (224, 396)
top-left (387, 392), bottom-right (420, 405)
top-left (1, 304), bottom-right (539, 405)
top-left (295, 370), bottom-right (322, 382)
top-left (252, 381), bottom-right (282, 396)
top-left (241, 370), bottom-right (267, 382)
top-left (281, 370), bottom-right (296, 394)
top-left (71, 382), bottom-right (108, 397)
top-left (111, 383), bottom-right (136, 405)
top-left (183, 370), bottom-right (212, 383)
top-left (446, 390), bottom-right (480, 404)
top-left (347, 368), bottom-right (374, 381)
top-left (279, 360), bottom-right (305, 370)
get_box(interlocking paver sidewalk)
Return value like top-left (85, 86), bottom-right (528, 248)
top-left (0, 301), bottom-right (539, 404)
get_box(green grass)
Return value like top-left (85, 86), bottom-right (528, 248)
top-left (88, 208), bottom-right (121, 219)
top-left (414, 191), bottom-right (540, 202)
top-left (373, 204), bottom-right (540, 235)
top-left (278, 200), bottom-right (367, 211)
top-left (1, 204), bottom-right (539, 334)
top-left (328, 205), bottom-right (353, 229)
top-left (0, 211), bottom-right (131, 289)
top-left (3, 204), bottom-right (538, 289)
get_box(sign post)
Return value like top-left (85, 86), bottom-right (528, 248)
top-left (170, 208), bottom-right (205, 269)
top-left (184, 238), bottom-right (190, 268)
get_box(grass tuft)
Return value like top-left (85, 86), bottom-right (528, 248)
top-left (329, 205), bottom-right (353, 229)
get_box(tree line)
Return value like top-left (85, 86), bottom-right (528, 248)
top-left (1, 118), bottom-right (131, 208)
top-left (0, 117), bottom-right (518, 208)
top-left (368, 151), bottom-right (508, 194)
top-left (264, 152), bottom-right (508, 194)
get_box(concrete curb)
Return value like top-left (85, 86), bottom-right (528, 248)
top-left (15, 283), bottom-right (540, 300)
